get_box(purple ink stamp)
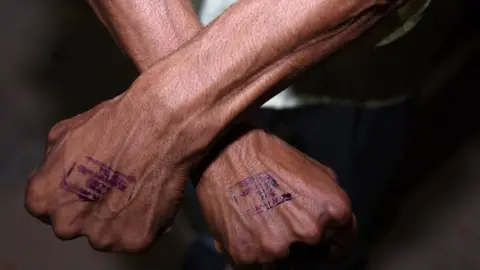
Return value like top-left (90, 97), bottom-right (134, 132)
top-left (61, 156), bottom-right (136, 201)
top-left (230, 171), bottom-right (292, 215)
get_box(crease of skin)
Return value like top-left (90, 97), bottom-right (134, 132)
top-left (107, 110), bottom-right (139, 177)
top-left (89, 0), bottom-right (202, 70)
top-left (198, 128), bottom-right (351, 260)
top-left (90, 0), bottom-right (398, 166)
top-left (199, 4), bottom-right (392, 137)
top-left (86, 0), bottom-right (398, 168)
top-left (256, 137), bottom-right (325, 245)
top-left (206, 133), bottom-right (295, 258)
top-left (143, 6), bottom-right (392, 162)
top-left (259, 210), bottom-right (292, 260)
top-left (199, 154), bottom-right (260, 259)
top-left (252, 138), bottom-right (313, 243)
top-left (140, 0), bottom-right (377, 96)
top-left (186, 0), bottom-right (387, 104)
top-left (241, 140), bottom-right (279, 258)
top-left (259, 135), bottom-right (348, 244)
top-left (85, 0), bottom-right (398, 258)
top-left (58, 115), bottom-right (161, 222)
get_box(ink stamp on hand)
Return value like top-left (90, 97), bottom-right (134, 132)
top-left (230, 171), bottom-right (292, 215)
top-left (61, 156), bottom-right (136, 201)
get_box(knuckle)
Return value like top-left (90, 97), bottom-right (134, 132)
top-left (234, 251), bottom-right (257, 265)
top-left (85, 223), bottom-right (113, 251)
top-left (88, 234), bottom-right (114, 252)
top-left (302, 223), bottom-right (323, 244)
top-left (264, 242), bottom-right (290, 260)
top-left (228, 238), bottom-right (258, 264)
top-left (120, 233), bottom-right (154, 253)
top-left (24, 182), bottom-right (48, 217)
top-left (327, 200), bottom-right (352, 225)
top-left (52, 220), bottom-right (79, 240)
top-left (47, 121), bottom-right (68, 142)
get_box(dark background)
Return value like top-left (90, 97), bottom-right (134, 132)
top-left (0, 0), bottom-right (478, 269)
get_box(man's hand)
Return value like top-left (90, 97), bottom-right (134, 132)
top-left (196, 128), bottom-right (355, 264)
top-left (23, 0), bottom-right (201, 253)
top-left (84, 0), bottom-right (358, 261)
top-left (24, 85), bottom-right (196, 252)
top-left (24, 0), bottom-right (401, 257)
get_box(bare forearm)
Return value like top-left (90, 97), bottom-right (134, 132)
top-left (87, 0), bottom-right (201, 71)
top-left (31, 0), bottom-right (363, 257)
top-left (136, 0), bottom-right (400, 151)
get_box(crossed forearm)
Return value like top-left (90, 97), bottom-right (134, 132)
top-left (88, 0), bottom-right (201, 71)
top-left (23, 0), bottom-right (397, 258)
top-left (134, 0), bottom-right (398, 154)
top-left (88, 0), bottom-right (400, 155)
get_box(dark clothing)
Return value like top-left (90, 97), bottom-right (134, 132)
top-left (183, 100), bottom-right (410, 270)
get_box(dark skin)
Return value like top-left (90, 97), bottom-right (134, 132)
top-left (88, 0), bottom-right (354, 264)
top-left (25, 0), bottom-right (404, 265)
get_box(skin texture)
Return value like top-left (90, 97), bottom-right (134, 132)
top-left (88, 0), bottom-right (356, 265)
top-left (25, 0), bottom-right (403, 260)
top-left (87, 0), bottom-right (200, 71)
top-left (196, 127), bottom-right (356, 265)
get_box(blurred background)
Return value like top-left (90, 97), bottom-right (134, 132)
top-left (0, 0), bottom-right (478, 269)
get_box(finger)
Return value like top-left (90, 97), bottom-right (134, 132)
top-left (26, 156), bottom-right (87, 221)
top-left (51, 209), bottom-right (83, 240)
top-left (110, 182), bottom-right (183, 252)
top-left (84, 217), bottom-right (115, 251)
top-left (24, 171), bottom-right (51, 220)
top-left (47, 119), bottom-right (69, 142)
top-left (52, 195), bottom-right (93, 239)
top-left (257, 209), bottom-right (295, 262)
top-left (281, 203), bottom-right (324, 246)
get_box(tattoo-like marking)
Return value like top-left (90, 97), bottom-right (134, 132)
top-left (61, 156), bottom-right (136, 201)
top-left (230, 171), bottom-right (292, 215)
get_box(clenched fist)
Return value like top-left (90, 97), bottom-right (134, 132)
top-left (24, 72), bottom-right (201, 252)
top-left (25, 0), bottom-right (396, 255)
top-left (196, 127), bottom-right (355, 265)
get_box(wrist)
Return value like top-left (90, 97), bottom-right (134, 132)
top-left (123, 58), bottom-right (221, 160)
top-left (87, 0), bottom-right (202, 71)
